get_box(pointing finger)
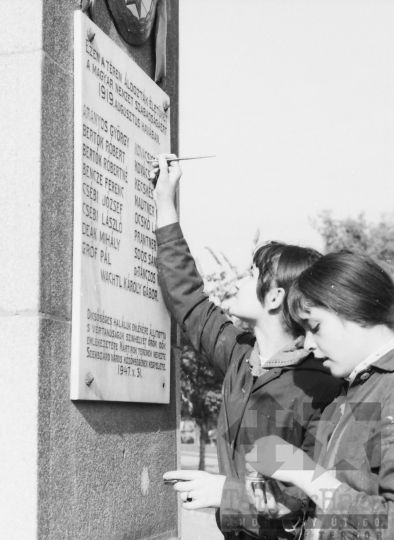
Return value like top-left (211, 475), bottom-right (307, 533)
top-left (163, 470), bottom-right (201, 481)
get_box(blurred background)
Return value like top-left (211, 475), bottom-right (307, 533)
top-left (179, 0), bottom-right (394, 272)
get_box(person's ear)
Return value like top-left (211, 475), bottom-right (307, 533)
top-left (266, 288), bottom-right (285, 310)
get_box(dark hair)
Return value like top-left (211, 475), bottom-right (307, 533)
top-left (253, 242), bottom-right (322, 333)
top-left (287, 251), bottom-right (394, 329)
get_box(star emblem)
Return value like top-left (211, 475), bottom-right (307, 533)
top-left (125, 0), bottom-right (142, 18)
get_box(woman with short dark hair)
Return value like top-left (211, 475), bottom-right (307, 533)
top-left (153, 155), bottom-right (343, 540)
top-left (246, 251), bottom-right (394, 540)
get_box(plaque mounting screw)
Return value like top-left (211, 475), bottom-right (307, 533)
top-left (85, 372), bottom-right (94, 386)
top-left (87, 29), bottom-right (95, 42)
top-left (163, 100), bottom-right (170, 113)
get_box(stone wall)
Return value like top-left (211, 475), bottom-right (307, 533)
top-left (0, 1), bottom-right (180, 539)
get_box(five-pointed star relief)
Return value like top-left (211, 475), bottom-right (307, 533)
top-left (125, 0), bottom-right (143, 18)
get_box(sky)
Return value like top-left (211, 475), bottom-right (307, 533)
top-left (178, 0), bottom-right (394, 272)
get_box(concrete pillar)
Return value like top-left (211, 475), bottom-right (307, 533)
top-left (0, 2), bottom-right (180, 539)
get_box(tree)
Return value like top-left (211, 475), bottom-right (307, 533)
top-left (180, 335), bottom-right (222, 471)
top-left (180, 241), bottom-right (257, 470)
top-left (313, 211), bottom-right (394, 273)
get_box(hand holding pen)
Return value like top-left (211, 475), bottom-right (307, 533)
top-left (150, 154), bottom-right (215, 227)
top-left (149, 154), bottom-right (182, 205)
top-left (148, 154), bottom-right (215, 187)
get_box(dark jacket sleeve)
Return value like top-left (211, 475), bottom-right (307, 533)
top-left (156, 223), bottom-right (255, 377)
top-left (317, 391), bottom-right (394, 540)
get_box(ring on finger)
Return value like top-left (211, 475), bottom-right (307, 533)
top-left (186, 492), bottom-right (193, 502)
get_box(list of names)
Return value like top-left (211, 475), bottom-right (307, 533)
top-left (71, 12), bottom-right (171, 403)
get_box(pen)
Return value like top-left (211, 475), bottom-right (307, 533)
top-left (147, 155), bottom-right (215, 165)
top-left (163, 479), bottom-right (187, 485)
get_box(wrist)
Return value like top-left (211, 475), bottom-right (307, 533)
top-left (155, 194), bottom-right (176, 207)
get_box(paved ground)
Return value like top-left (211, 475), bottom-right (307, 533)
top-left (180, 444), bottom-right (223, 540)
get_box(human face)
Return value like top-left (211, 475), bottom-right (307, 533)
top-left (229, 266), bottom-right (265, 324)
top-left (299, 307), bottom-right (369, 378)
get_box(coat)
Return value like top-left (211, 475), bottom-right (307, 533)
top-left (305, 349), bottom-right (394, 540)
top-left (157, 223), bottom-right (343, 540)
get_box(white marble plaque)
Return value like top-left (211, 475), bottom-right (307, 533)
top-left (71, 12), bottom-right (171, 402)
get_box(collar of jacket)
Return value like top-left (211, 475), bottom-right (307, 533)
top-left (247, 336), bottom-right (310, 377)
top-left (367, 348), bottom-right (394, 372)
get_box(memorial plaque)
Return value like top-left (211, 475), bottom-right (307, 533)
top-left (71, 12), bottom-right (171, 402)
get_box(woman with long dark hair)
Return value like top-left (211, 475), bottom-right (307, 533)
top-left (152, 155), bottom-right (342, 540)
top-left (246, 251), bottom-right (394, 540)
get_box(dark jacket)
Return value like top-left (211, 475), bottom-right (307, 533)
top-left (157, 223), bottom-right (343, 540)
top-left (305, 350), bottom-right (394, 540)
